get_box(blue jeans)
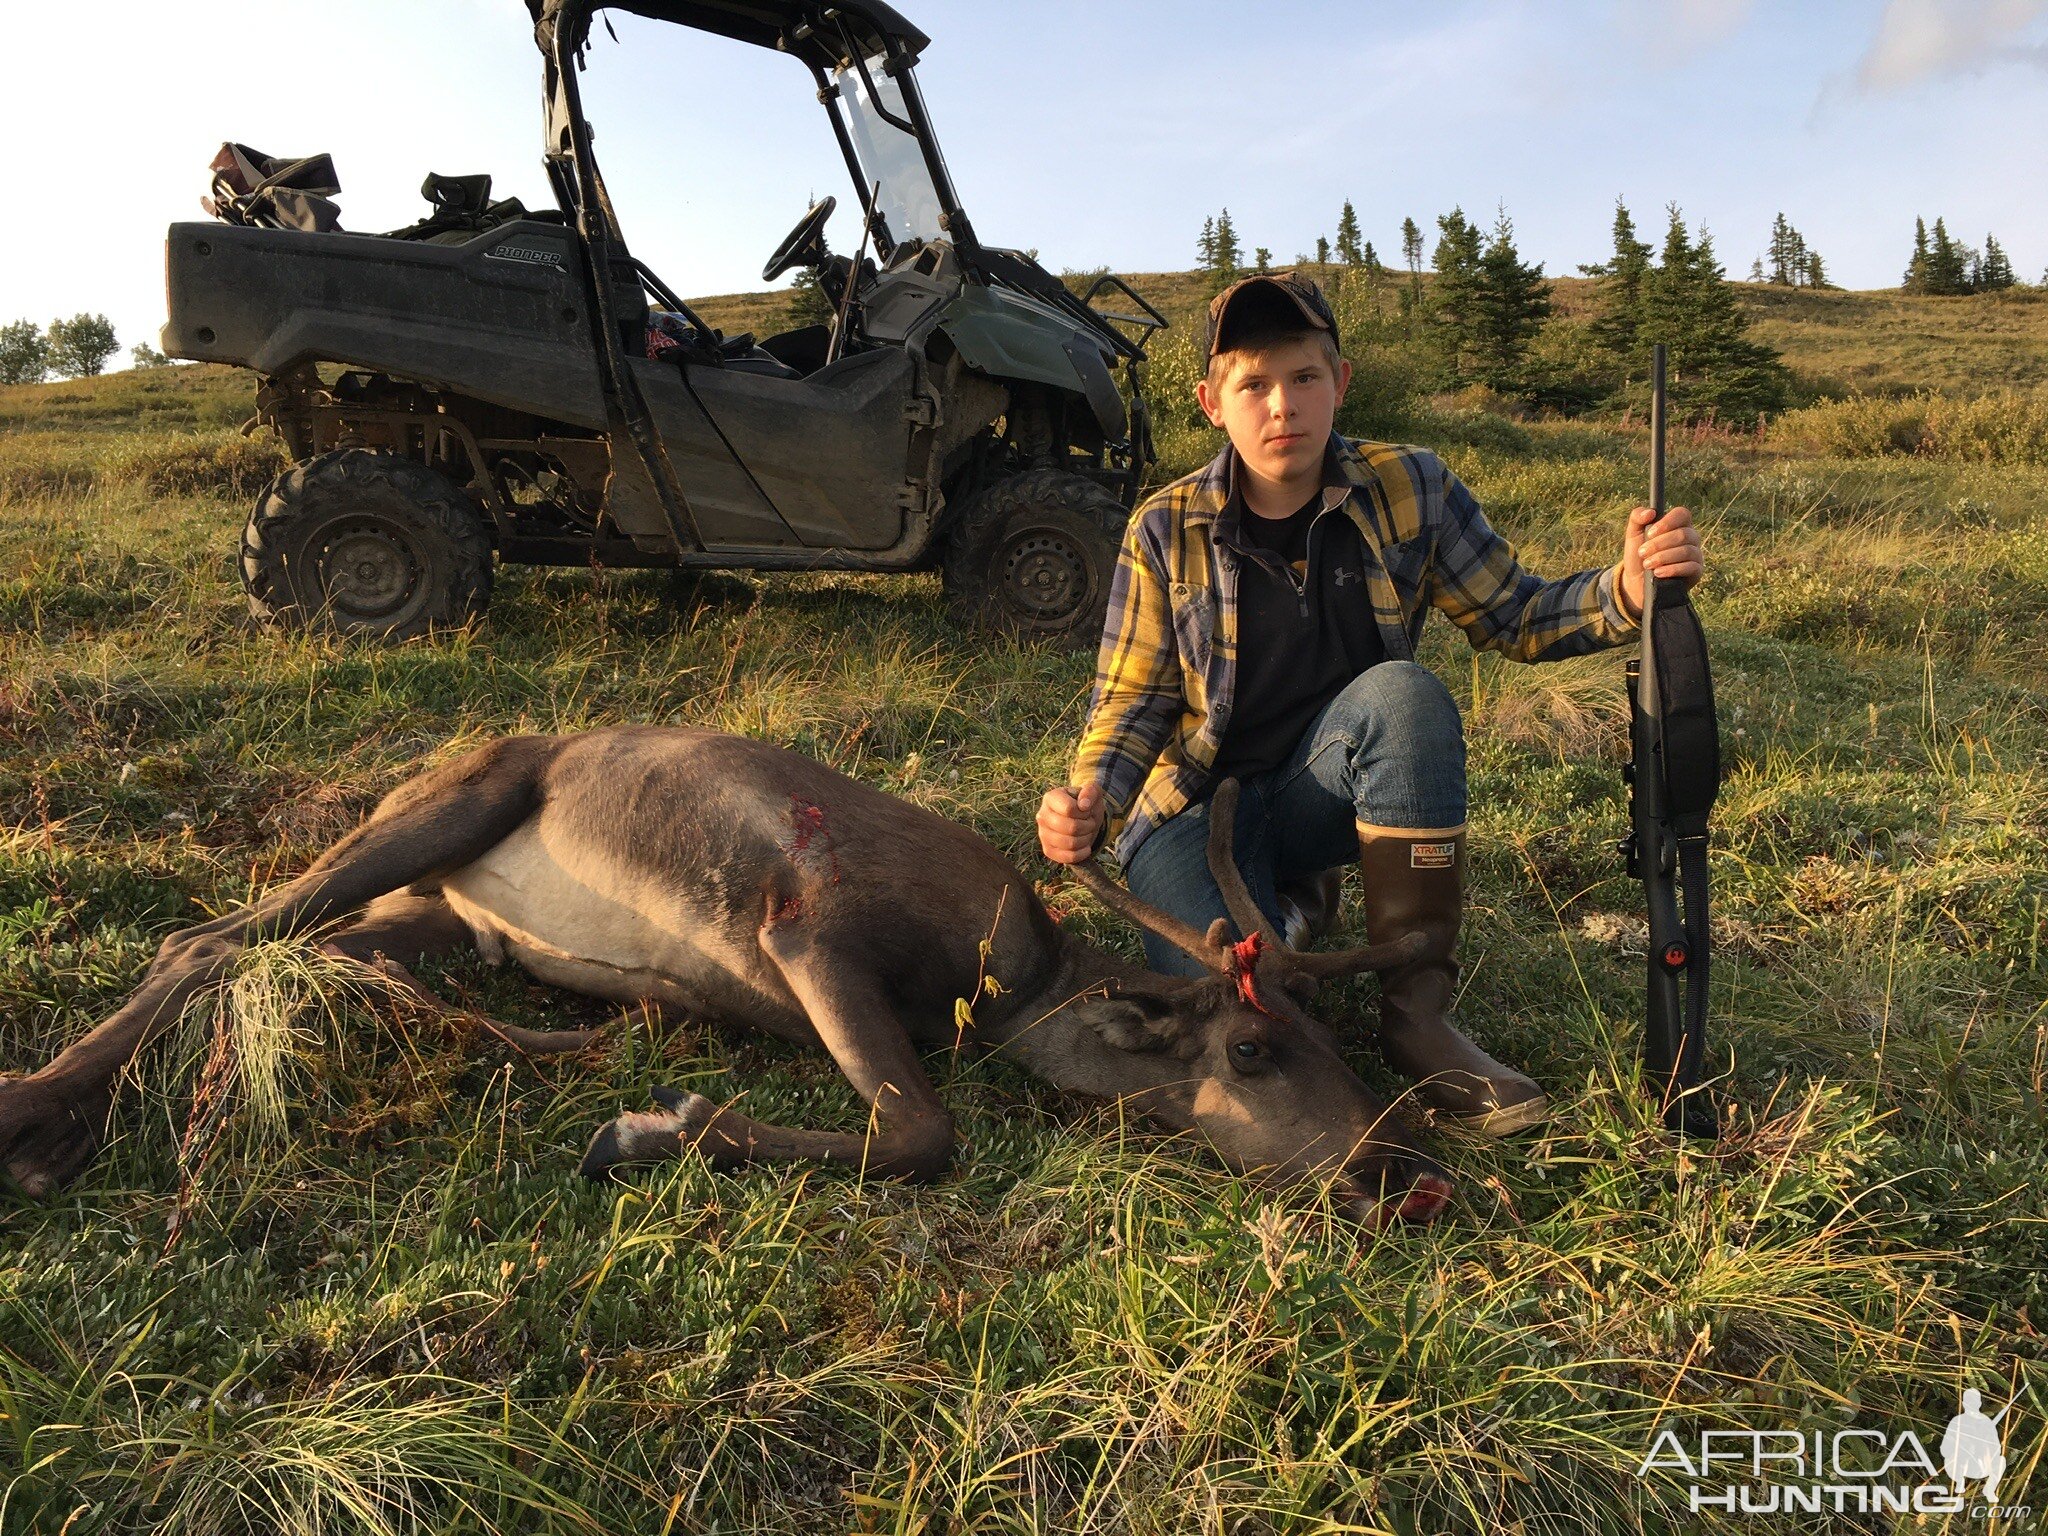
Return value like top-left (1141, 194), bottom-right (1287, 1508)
top-left (1123, 660), bottom-right (1466, 976)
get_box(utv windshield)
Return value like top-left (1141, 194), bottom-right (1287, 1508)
top-left (833, 51), bottom-right (948, 248)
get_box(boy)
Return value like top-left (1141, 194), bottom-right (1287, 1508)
top-left (1037, 273), bottom-right (1703, 1135)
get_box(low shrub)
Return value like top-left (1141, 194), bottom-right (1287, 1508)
top-left (1773, 388), bottom-right (2048, 464)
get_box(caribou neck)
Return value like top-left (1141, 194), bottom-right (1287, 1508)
top-left (978, 934), bottom-right (1197, 1106)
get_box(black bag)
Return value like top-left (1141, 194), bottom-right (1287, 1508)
top-left (202, 142), bottom-right (343, 233)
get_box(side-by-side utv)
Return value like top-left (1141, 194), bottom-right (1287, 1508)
top-left (162, 0), bottom-right (1163, 645)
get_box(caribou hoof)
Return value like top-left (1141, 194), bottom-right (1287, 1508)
top-left (578, 1086), bottom-right (731, 1179)
top-left (0, 1075), bottom-right (111, 1199)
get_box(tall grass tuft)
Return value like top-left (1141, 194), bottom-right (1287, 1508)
top-left (117, 430), bottom-right (287, 500)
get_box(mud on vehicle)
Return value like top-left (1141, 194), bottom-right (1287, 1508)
top-left (163, 1), bottom-right (1163, 645)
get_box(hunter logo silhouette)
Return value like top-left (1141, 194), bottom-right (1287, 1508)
top-left (1940, 1389), bottom-right (2009, 1502)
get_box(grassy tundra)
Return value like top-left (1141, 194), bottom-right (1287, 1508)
top-left (0, 283), bottom-right (2043, 1533)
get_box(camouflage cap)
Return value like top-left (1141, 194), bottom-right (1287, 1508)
top-left (1203, 271), bottom-right (1339, 361)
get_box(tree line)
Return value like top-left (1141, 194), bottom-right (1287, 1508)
top-left (1747, 213), bottom-right (1828, 288)
top-left (1190, 198), bottom-right (2042, 423)
top-left (1900, 218), bottom-right (2017, 295)
top-left (0, 315), bottom-right (167, 385)
top-left (1194, 196), bottom-right (1791, 421)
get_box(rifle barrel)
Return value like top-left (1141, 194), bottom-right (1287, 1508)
top-left (1650, 343), bottom-right (1667, 517)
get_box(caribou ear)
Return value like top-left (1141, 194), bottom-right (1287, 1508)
top-left (1203, 917), bottom-right (1233, 951)
top-left (1075, 987), bottom-right (1192, 1054)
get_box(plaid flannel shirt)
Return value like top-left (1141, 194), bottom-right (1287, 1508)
top-left (1073, 434), bottom-right (1642, 866)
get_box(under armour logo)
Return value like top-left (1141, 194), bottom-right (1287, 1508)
top-left (1334, 567), bottom-right (1362, 586)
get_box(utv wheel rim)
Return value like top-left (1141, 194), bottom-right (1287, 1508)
top-left (999, 525), bottom-right (1092, 627)
top-left (310, 516), bottom-right (426, 627)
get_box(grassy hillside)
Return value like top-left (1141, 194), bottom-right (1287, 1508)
top-left (0, 339), bottom-right (2043, 1533)
top-left (697, 271), bottom-right (2048, 402)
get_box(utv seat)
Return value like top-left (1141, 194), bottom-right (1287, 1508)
top-left (716, 334), bottom-right (802, 379)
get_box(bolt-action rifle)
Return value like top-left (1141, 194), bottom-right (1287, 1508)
top-left (1622, 344), bottom-right (1721, 1138)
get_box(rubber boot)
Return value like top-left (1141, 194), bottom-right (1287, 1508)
top-left (1275, 868), bottom-right (1345, 947)
top-left (1356, 823), bottom-right (1549, 1135)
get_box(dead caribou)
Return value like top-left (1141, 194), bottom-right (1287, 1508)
top-left (0, 728), bottom-right (1456, 1227)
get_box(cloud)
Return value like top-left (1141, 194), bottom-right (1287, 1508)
top-left (1617, 0), bottom-right (1759, 63)
top-left (1660, 0), bottom-right (1760, 46)
top-left (1855, 0), bottom-right (2048, 90)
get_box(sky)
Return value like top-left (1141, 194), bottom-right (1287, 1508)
top-left (6, 0), bottom-right (2048, 356)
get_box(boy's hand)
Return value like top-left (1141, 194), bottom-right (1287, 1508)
top-left (1038, 782), bottom-right (1105, 865)
top-left (1617, 505), bottom-right (1704, 621)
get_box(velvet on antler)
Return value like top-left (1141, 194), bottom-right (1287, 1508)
top-left (1066, 858), bottom-right (1228, 973)
top-left (1205, 780), bottom-right (1283, 947)
top-left (1203, 777), bottom-right (1431, 981)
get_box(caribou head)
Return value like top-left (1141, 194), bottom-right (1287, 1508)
top-left (1040, 779), bottom-right (1455, 1230)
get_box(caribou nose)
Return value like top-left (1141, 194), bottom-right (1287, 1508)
top-left (1395, 1171), bottom-right (1454, 1222)
top-left (1341, 1166), bottom-right (1456, 1231)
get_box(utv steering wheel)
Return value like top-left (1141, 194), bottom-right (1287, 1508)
top-left (762, 196), bottom-right (837, 283)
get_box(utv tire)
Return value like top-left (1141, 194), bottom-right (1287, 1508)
top-left (942, 469), bottom-right (1128, 650)
top-left (242, 450), bottom-right (493, 641)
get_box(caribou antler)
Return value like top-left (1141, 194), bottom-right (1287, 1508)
top-left (1279, 932), bottom-right (1429, 979)
top-left (1205, 777), bottom-right (1430, 981)
top-left (1067, 858), bottom-right (1228, 973)
top-left (1206, 780), bottom-right (1282, 947)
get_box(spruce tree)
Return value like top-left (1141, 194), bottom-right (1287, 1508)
top-left (1766, 213), bottom-right (1821, 287)
top-left (1927, 219), bottom-right (1970, 295)
top-left (1768, 213), bottom-right (1797, 285)
top-left (785, 268), bottom-right (835, 326)
top-left (1336, 200), bottom-right (1364, 266)
top-left (1428, 207), bottom-right (1486, 386)
top-left (1978, 233), bottom-right (2015, 291)
top-left (1639, 206), bottom-right (1699, 368)
top-left (1253, 246), bottom-right (1272, 273)
top-left (1802, 249), bottom-right (1829, 289)
top-left (1214, 209), bottom-right (1243, 279)
top-left (1586, 197), bottom-right (1654, 372)
top-left (1468, 209), bottom-right (1552, 393)
top-left (1400, 216), bottom-right (1424, 306)
top-left (1314, 234), bottom-right (1331, 265)
top-left (1641, 206), bottom-right (1785, 420)
top-left (1197, 215), bottom-right (1218, 272)
top-left (1903, 217), bottom-right (1931, 292)
top-left (1361, 240), bottom-right (1382, 275)
top-left (1748, 256), bottom-right (1766, 283)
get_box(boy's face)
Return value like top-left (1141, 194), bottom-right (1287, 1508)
top-left (1195, 336), bottom-right (1352, 489)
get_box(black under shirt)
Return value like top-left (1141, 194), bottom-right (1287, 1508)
top-left (1211, 489), bottom-right (1385, 782)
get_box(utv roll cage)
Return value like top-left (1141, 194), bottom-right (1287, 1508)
top-left (528, 0), bottom-right (1159, 553)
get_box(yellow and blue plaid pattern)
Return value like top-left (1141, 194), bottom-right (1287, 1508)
top-left (1072, 434), bottom-right (1641, 866)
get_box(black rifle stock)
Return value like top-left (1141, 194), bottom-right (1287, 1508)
top-left (1623, 344), bottom-right (1721, 1138)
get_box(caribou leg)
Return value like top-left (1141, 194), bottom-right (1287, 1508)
top-left (581, 906), bottom-right (956, 1183)
top-left (0, 736), bottom-right (554, 1197)
top-left (319, 891), bottom-right (613, 1058)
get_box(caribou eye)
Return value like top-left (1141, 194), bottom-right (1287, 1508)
top-left (1229, 1038), bottom-right (1267, 1072)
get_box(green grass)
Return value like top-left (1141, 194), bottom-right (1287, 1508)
top-left (1, 336), bottom-right (2044, 1533)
